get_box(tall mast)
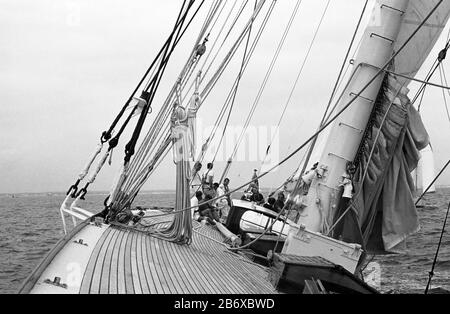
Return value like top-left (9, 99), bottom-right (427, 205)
top-left (298, 0), bottom-right (410, 233)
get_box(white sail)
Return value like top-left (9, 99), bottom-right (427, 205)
top-left (394, 0), bottom-right (450, 87)
top-left (417, 144), bottom-right (437, 193)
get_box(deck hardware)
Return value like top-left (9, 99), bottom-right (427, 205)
top-left (316, 165), bottom-right (328, 179)
top-left (349, 92), bottom-right (374, 103)
top-left (94, 217), bottom-right (104, 227)
top-left (267, 250), bottom-right (274, 263)
top-left (295, 231), bottom-right (311, 244)
top-left (73, 239), bottom-right (88, 246)
top-left (353, 244), bottom-right (362, 256)
top-left (328, 152), bottom-right (351, 162)
top-left (370, 32), bottom-right (394, 44)
top-left (44, 277), bottom-right (67, 289)
top-left (380, 4), bottom-right (405, 15)
top-left (339, 122), bottom-right (364, 133)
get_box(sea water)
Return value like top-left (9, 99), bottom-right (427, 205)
top-left (0, 189), bottom-right (448, 294)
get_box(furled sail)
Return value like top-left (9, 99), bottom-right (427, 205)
top-left (335, 0), bottom-right (450, 253)
top-left (349, 77), bottom-right (428, 252)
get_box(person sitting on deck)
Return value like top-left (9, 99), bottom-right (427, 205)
top-left (273, 192), bottom-right (286, 213)
top-left (263, 197), bottom-right (276, 211)
top-left (191, 191), bottom-right (203, 220)
top-left (198, 194), bottom-right (219, 225)
top-left (241, 182), bottom-right (257, 201)
top-left (249, 186), bottom-right (265, 205)
top-left (215, 182), bottom-right (230, 222)
top-left (241, 191), bottom-right (252, 201)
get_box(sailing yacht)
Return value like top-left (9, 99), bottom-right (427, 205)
top-left (19, 0), bottom-right (450, 294)
top-left (414, 144), bottom-right (437, 194)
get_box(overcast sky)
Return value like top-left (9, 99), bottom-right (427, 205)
top-left (1, 0), bottom-right (450, 194)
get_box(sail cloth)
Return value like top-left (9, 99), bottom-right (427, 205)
top-left (393, 0), bottom-right (450, 87)
top-left (335, 0), bottom-right (450, 253)
top-left (347, 77), bottom-right (427, 253)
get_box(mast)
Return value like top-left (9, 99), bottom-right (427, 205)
top-left (297, 0), bottom-right (410, 233)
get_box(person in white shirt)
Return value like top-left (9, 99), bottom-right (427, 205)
top-left (190, 191), bottom-right (203, 220)
top-left (340, 173), bottom-right (353, 199)
top-left (301, 162), bottom-right (319, 185)
top-left (213, 183), bottom-right (230, 222)
top-left (332, 171), bottom-right (356, 241)
top-left (190, 162), bottom-right (202, 191)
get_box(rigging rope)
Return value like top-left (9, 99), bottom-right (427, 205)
top-left (415, 158), bottom-right (450, 206)
top-left (190, 0), bottom-right (276, 171)
top-left (91, 0), bottom-right (446, 254)
top-left (414, 38), bottom-right (450, 111)
top-left (292, 0), bottom-right (368, 183)
top-left (219, 0), bottom-right (297, 180)
top-left (210, 0), bottom-right (447, 251)
top-left (109, 0), bottom-right (270, 213)
top-left (438, 63), bottom-right (450, 123)
top-left (211, 0), bottom-right (258, 166)
top-left (102, 0), bottom-right (192, 144)
top-left (198, 0), bottom-right (249, 88)
top-left (327, 77), bottom-right (407, 236)
top-left (123, 2), bottom-right (195, 164)
top-left (260, 0), bottom-right (335, 172)
top-left (152, 0), bottom-right (265, 176)
top-left (119, 0), bottom-right (445, 222)
top-left (181, 0), bottom-right (240, 104)
top-left (65, 0), bottom-right (199, 199)
top-left (106, 0), bottom-right (207, 213)
top-left (124, 0), bottom-right (448, 253)
top-left (424, 201), bottom-right (449, 294)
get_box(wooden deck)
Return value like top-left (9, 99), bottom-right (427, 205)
top-left (79, 212), bottom-right (276, 294)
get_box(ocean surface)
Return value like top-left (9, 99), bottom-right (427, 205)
top-left (0, 188), bottom-right (448, 294)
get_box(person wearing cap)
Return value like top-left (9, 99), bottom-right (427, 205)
top-left (332, 171), bottom-right (355, 241)
top-left (339, 172), bottom-right (353, 199)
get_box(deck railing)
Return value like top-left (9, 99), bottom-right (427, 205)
top-left (59, 194), bottom-right (94, 234)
